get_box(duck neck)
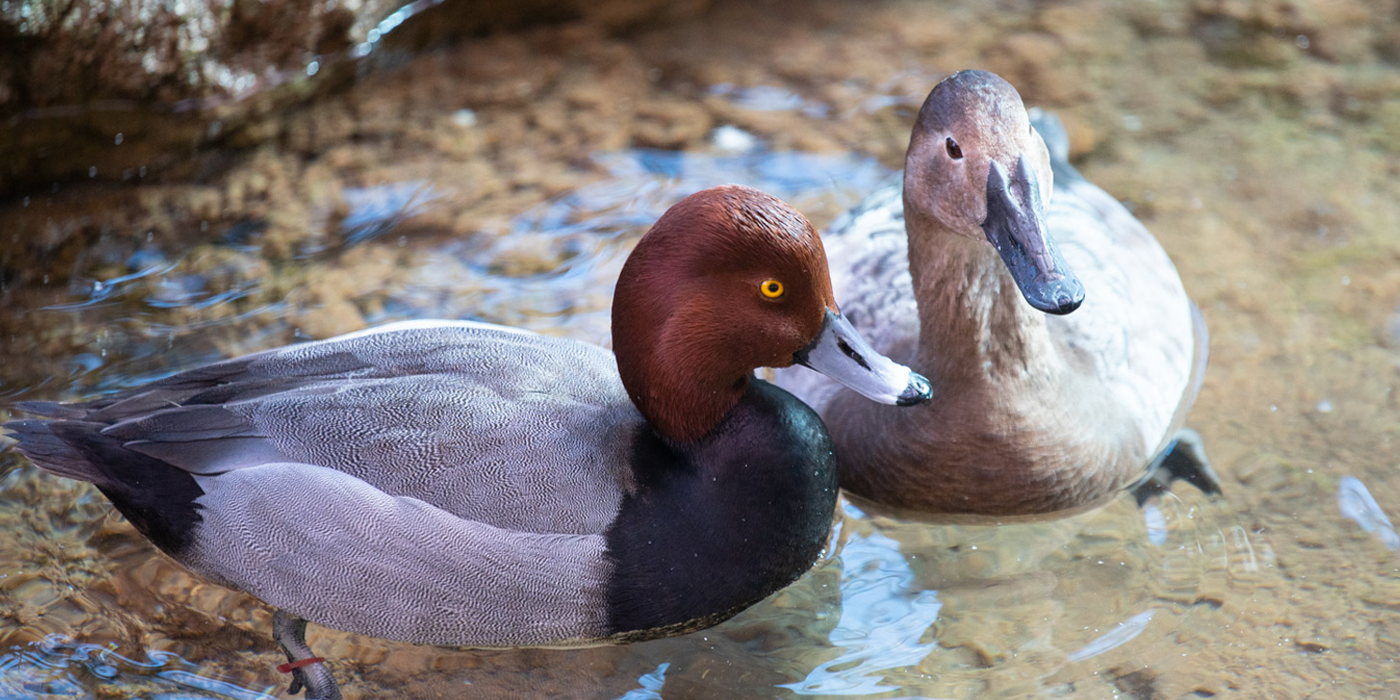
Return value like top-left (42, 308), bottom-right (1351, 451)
top-left (612, 301), bottom-right (749, 445)
top-left (904, 202), bottom-right (1056, 384)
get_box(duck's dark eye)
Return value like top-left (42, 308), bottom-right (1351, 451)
top-left (945, 137), bottom-right (963, 160)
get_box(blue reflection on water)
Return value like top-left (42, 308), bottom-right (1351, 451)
top-left (614, 662), bottom-right (669, 700)
top-left (1337, 475), bottom-right (1399, 551)
top-left (1142, 502), bottom-right (1169, 546)
top-left (0, 635), bottom-right (275, 699)
top-left (41, 262), bottom-right (179, 311)
top-left (784, 506), bottom-right (942, 696)
top-left (1066, 609), bottom-right (1156, 662)
top-left (338, 180), bottom-right (443, 248)
top-left (513, 147), bottom-right (889, 244)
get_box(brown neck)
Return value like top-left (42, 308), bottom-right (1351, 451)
top-left (903, 200), bottom-right (1056, 386)
top-left (612, 293), bottom-right (751, 444)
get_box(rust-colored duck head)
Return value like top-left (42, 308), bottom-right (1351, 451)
top-left (612, 185), bottom-right (931, 442)
top-left (903, 69), bottom-right (1084, 315)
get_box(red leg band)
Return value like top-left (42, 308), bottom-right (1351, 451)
top-left (277, 657), bottom-right (326, 673)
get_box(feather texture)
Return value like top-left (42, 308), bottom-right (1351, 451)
top-left (773, 110), bottom-right (1202, 515)
top-left (8, 321), bottom-right (638, 644)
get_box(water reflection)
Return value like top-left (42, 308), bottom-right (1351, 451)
top-left (0, 635), bottom-right (274, 700)
top-left (709, 84), bottom-right (829, 118)
top-left (783, 505), bottom-right (942, 696)
top-left (41, 263), bottom-right (178, 312)
top-left (1142, 502), bottom-right (1169, 547)
top-left (1336, 476), bottom-right (1399, 551)
top-left (1066, 609), bottom-right (1155, 662)
top-left (613, 662), bottom-right (669, 700)
top-left (766, 489), bottom-right (1251, 698)
top-left (337, 181), bottom-right (443, 249)
top-left (386, 146), bottom-right (889, 345)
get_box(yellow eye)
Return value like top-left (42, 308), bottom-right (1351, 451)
top-left (760, 279), bottom-right (785, 299)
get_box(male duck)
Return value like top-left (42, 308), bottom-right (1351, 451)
top-left (775, 70), bottom-right (1219, 517)
top-left (6, 186), bottom-right (931, 699)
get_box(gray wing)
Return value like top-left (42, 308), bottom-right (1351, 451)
top-left (1044, 171), bottom-right (1196, 457)
top-left (74, 320), bottom-right (643, 536)
top-left (1033, 109), bottom-right (1196, 454)
top-left (184, 461), bottom-right (612, 646)
top-left (771, 176), bottom-right (919, 413)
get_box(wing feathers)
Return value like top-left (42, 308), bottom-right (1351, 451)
top-left (103, 404), bottom-right (257, 442)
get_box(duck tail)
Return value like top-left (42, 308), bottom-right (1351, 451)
top-left (11, 399), bottom-right (90, 419)
top-left (4, 419), bottom-right (108, 483)
top-left (4, 412), bottom-right (205, 554)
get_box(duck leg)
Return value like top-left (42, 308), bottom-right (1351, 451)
top-left (1130, 428), bottom-right (1223, 506)
top-left (272, 610), bottom-right (343, 700)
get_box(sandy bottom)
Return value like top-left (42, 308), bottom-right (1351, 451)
top-left (2, 0), bottom-right (1399, 697)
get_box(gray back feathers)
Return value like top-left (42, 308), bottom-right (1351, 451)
top-left (10, 320), bottom-right (649, 645)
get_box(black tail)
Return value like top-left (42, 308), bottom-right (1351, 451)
top-left (5, 415), bottom-right (204, 556)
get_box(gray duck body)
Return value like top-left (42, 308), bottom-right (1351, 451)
top-left (7, 320), bottom-right (839, 646)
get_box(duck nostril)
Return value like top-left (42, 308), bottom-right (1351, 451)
top-left (835, 337), bottom-right (872, 370)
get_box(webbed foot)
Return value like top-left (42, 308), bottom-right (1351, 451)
top-left (1131, 428), bottom-right (1223, 507)
top-left (272, 610), bottom-right (343, 700)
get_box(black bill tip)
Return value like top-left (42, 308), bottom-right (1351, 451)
top-left (1026, 275), bottom-right (1084, 315)
top-left (896, 372), bottom-right (934, 406)
top-left (982, 157), bottom-right (1085, 316)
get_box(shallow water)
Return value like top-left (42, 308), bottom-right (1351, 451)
top-left (3, 0), bottom-right (1400, 698)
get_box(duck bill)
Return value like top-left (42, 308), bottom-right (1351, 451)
top-left (793, 309), bottom-right (932, 406)
top-left (981, 156), bottom-right (1084, 315)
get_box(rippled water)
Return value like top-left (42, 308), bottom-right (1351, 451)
top-left (4, 0), bottom-right (1400, 697)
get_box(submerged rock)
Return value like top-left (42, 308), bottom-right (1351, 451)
top-left (0, 0), bottom-right (714, 197)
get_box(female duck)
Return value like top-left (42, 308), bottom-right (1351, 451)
top-left (775, 70), bottom-right (1218, 517)
top-left (6, 186), bottom-right (931, 699)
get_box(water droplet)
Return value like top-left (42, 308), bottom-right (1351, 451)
top-left (114, 133), bottom-right (123, 145)
top-left (1296, 34), bottom-right (1310, 50)
top-left (307, 60), bottom-right (320, 77)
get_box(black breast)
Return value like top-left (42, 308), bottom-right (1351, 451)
top-left (602, 379), bottom-right (838, 640)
